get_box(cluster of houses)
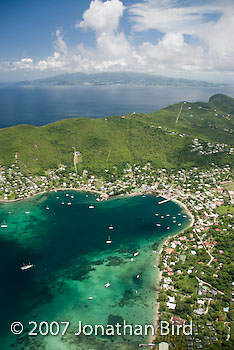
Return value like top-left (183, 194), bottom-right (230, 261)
top-left (156, 166), bottom-right (234, 349)
top-left (190, 138), bottom-right (234, 155)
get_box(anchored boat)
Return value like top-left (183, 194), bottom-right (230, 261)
top-left (20, 262), bottom-right (35, 271)
top-left (1, 220), bottom-right (7, 228)
top-left (106, 235), bottom-right (112, 244)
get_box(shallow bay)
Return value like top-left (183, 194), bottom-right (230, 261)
top-left (0, 192), bottom-right (190, 349)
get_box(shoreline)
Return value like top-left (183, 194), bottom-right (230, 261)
top-left (0, 187), bottom-right (195, 346)
top-left (149, 196), bottom-right (194, 346)
top-left (0, 187), bottom-right (108, 204)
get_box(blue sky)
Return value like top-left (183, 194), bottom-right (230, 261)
top-left (0, 0), bottom-right (234, 82)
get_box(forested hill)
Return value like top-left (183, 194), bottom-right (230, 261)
top-left (209, 94), bottom-right (234, 115)
top-left (0, 94), bottom-right (233, 176)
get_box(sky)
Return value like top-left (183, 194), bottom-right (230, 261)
top-left (0, 0), bottom-right (234, 82)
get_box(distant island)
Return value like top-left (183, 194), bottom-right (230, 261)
top-left (18, 72), bottom-right (226, 88)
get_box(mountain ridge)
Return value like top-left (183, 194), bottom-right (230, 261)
top-left (18, 72), bottom-right (225, 88)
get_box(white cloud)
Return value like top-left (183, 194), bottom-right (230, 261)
top-left (54, 29), bottom-right (67, 54)
top-left (129, 0), bottom-right (234, 68)
top-left (1, 0), bottom-right (234, 82)
top-left (76, 0), bottom-right (124, 33)
top-left (76, 0), bottom-right (131, 61)
top-left (13, 58), bottom-right (34, 70)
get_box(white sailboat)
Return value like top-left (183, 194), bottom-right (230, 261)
top-left (89, 204), bottom-right (95, 209)
top-left (108, 224), bottom-right (114, 230)
top-left (1, 220), bottom-right (7, 228)
top-left (106, 235), bottom-right (112, 244)
top-left (20, 262), bottom-right (35, 271)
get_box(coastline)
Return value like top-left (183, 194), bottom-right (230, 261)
top-left (0, 187), bottom-right (195, 347)
top-left (0, 187), bottom-right (108, 204)
top-left (149, 196), bottom-right (195, 346)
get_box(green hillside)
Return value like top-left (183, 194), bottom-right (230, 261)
top-left (209, 93), bottom-right (234, 114)
top-left (0, 94), bottom-right (234, 176)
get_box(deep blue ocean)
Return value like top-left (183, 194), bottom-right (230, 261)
top-left (0, 84), bottom-right (234, 128)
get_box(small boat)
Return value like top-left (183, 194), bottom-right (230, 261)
top-left (155, 213), bottom-right (159, 216)
top-left (56, 196), bottom-right (59, 199)
top-left (178, 213), bottom-right (182, 216)
top-left (46, 205), bottom-right (49, 210)
top-left (134, 252), bottom-right (139, 257)
top-left (25, 211), bottom-right (30, 214)
top-left (89, 205), bottom-right (95, 209)
top-left (156, 223), bottom-right (161, 227)
top-left (167, 227), bottom-right (170, 230)
top-left (66, 194), bottom-right (69, 197)
top-left (108, 225), bottom-right (114, 230)
top-left (173, 216), bottom-right (176, 219)
top-left (85, 194), bottom-right (88, 198)
top-left (178, 223), bottom-right (182, 226)
top-left (105, 282), bottom-right (110, 288)
top-left (67, 202), bottom-right (72, 206)
top-left (183, 215), bottom-right (187, 218)
top-left (166, 214), bottom-right (170, 216)
top-left (136, 274), bottom-right (140, 279)
top-left (161, 215), bottom-right (164, 219)
top-left (106, 236), bottom-right (112, 244)
top-left (173, 220), bottom-right (176, 223)
top-left (61, 201), bottom-right (65, 205)
top-left (1, 220), bottom-right (7, 228)
top-left (20, 262), bottom-right (35, 271)
top-left (71, 195), bottom-right (74, 199)
top-left (88, 296), bottom-right (93, 300)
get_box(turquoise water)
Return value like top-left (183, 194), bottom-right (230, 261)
top-left (0, 192), bottom-right (190, 349)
